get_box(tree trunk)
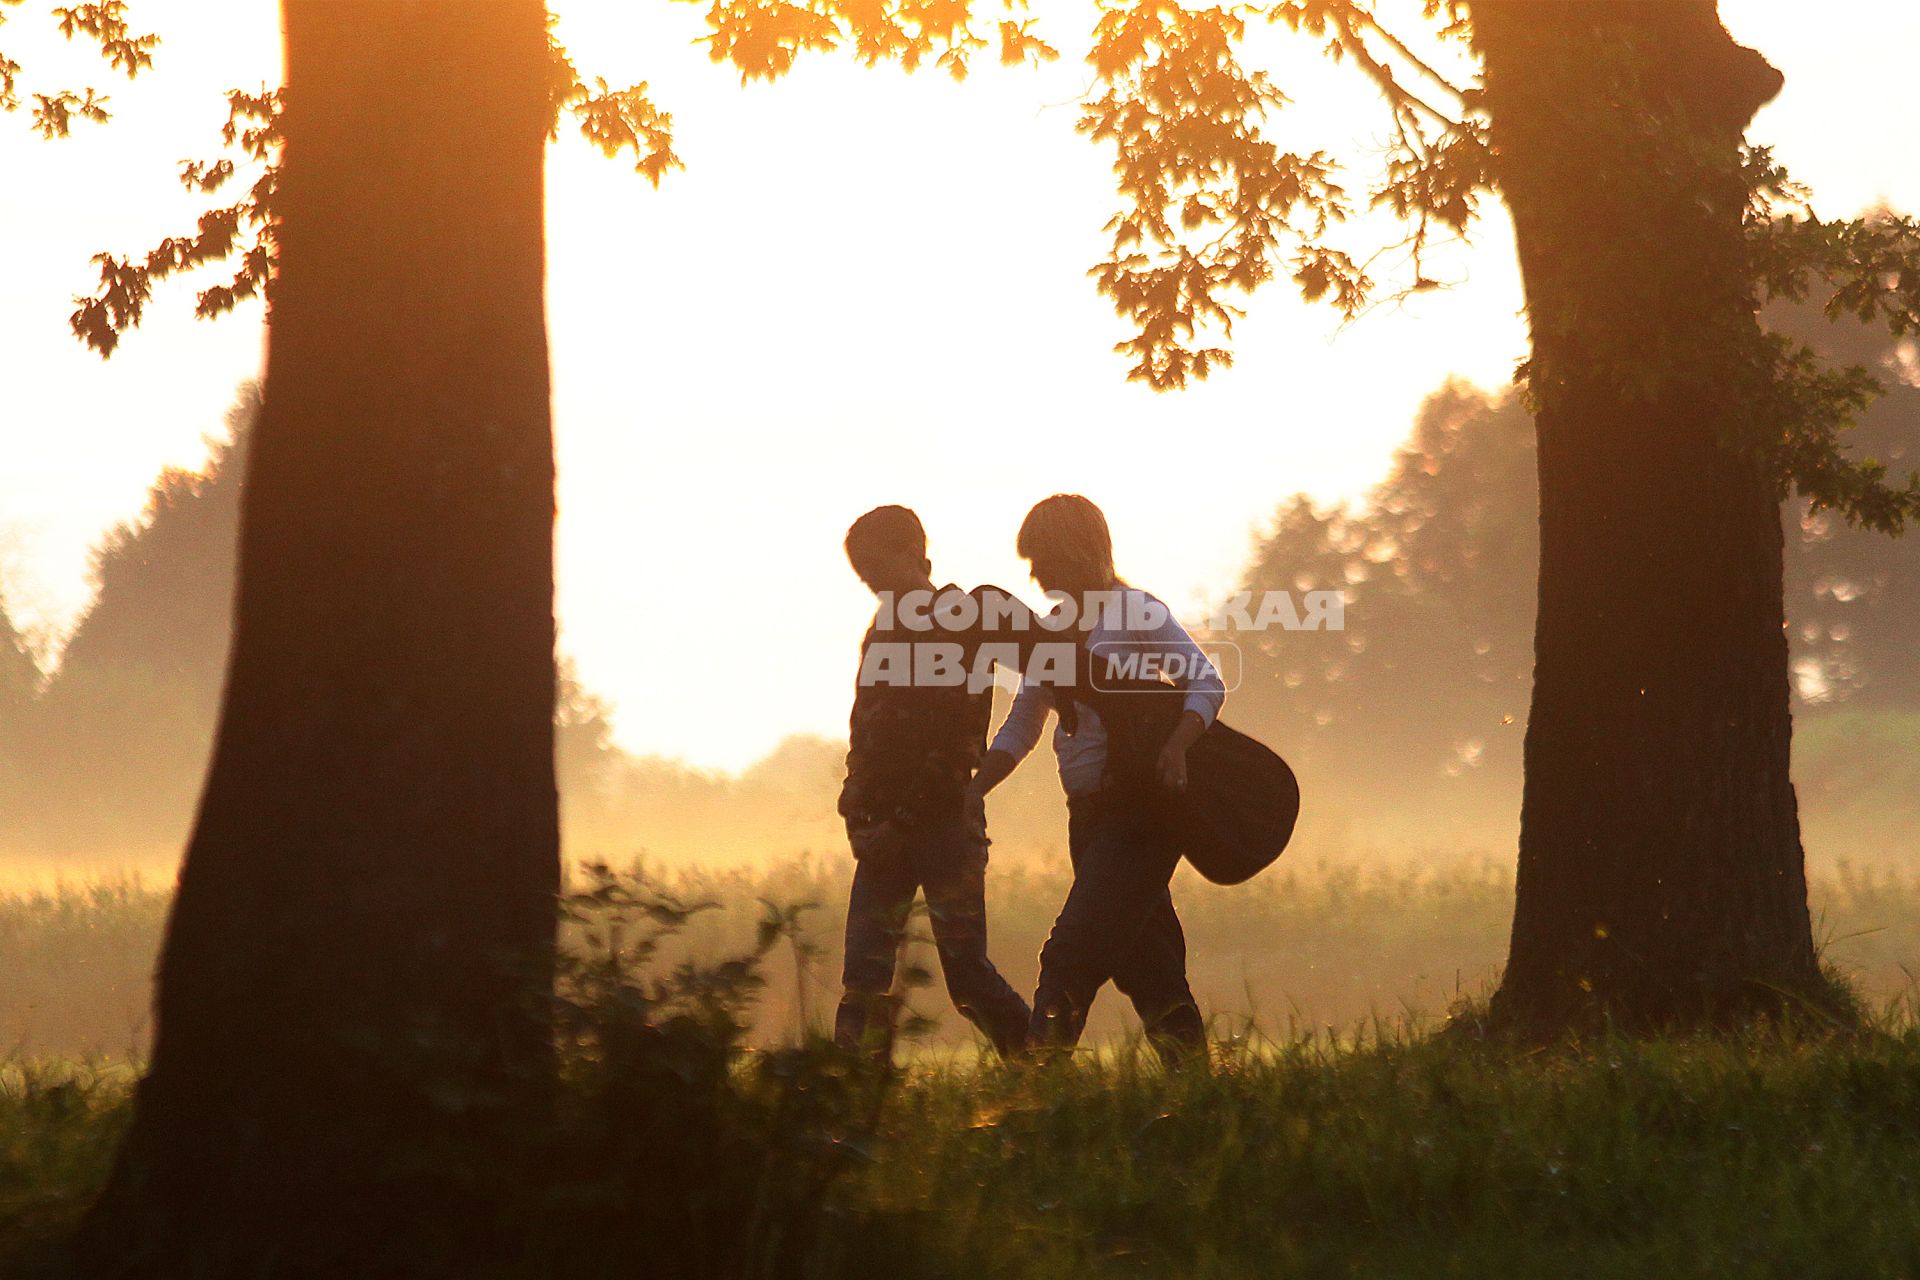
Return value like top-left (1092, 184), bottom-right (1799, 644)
top-left (1473, 1), bottom-right (1829, 1032)
top-left (85, 0), bottom-right (558, 1269)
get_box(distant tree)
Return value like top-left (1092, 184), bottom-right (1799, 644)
top-left (0, 586), bottom-right (40, 767)
top-left (1234, 320), bottom-right (1920, 849)
top-left (3, 390), bottom-right (256, 854)
top-left (81, 2), bottom-right (561, 1269)
top-left (0, 593), bottom-right (35, 696)
top-left (1768, 302), bottom-right (1920, 711)
top-left (1232, 383), bottom-right (1537, 841)
top-left (0, 376), bottom-right (895, 868)
top-left (62, 387), bottom-right (255, 692)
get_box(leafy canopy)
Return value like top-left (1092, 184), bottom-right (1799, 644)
top-left (24, 0), bottom-right (1920, 530)
top-left (0, 0), bottom-right (156, 137)
top-left (50, 15), bottom-right (677, 357)
top-left (51, 0), bottom-right (1488, 386)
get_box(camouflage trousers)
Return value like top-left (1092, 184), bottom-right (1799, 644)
top-left (835, 817), bottom-right (1030, 1063)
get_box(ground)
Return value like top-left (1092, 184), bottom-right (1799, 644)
top-left (10, 1028), bottom-right (1920, 1277)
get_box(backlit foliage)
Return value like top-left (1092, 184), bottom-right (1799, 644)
top-left (0, 0), bottom-right (154, 136)
top-left (697, 0), bottom-right (1041, 81)
top-left (1081, 4), bottom-right (1356, 387)
top-left (65, 0), bottom-right (1489, 389)
top-left (42, 0), bottom-right (1920, 532)
top-left (69, 87), bottom-right (278, 358)
top-left (67, 14), bottom-right (679, 355)
top-left (1747, 176), bottom-right (1920, 532)
top-left (688, 0), bottom-right (1489, 386)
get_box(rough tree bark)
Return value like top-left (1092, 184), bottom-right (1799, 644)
top-left (1473, 1), bottom-right (1827, 1032)
top-left (85, 0), bottom-right (559, 1269)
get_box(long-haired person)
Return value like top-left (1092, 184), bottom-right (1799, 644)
top-left (968, 494), bottom-right (1223, 1064)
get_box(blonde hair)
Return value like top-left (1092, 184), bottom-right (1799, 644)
top-left (1017, 494), bottom-right (1117, 587)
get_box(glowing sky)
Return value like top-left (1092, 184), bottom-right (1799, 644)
top-left (3, 0), bottom-right (1916, 768)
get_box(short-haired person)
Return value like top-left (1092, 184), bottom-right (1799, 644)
top-left (968, 494), bottom-right (1222, 1064)
top-left (835, 505), bottom-right (1031, 1064)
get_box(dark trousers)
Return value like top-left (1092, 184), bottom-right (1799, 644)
top-left (835, 819), bottom-right (1030, 1063)
top-left (1030, 790), bottom-right (1205, 1064)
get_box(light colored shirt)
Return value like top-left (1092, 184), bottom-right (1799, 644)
top-left (987, 586), bottom-right (1226, 796)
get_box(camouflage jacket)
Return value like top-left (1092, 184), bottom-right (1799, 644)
top-left (838, 584), bottom-right (996, 832)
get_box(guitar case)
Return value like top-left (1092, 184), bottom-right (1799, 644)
top-left (1069, 665), bottom-right (1300, 886)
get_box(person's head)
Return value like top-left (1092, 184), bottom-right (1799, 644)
top-left (1017, 494), bottom-right (1118, 599)
top-left (844, 505), bottom-right (933, 598)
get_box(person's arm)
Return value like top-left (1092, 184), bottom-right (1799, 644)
top-left (841, 733), bottom-right (901, 857)
top-left (1137, 596), bottom-right (1226, 791)
top-left (970, 748), bottom-right (1018, 797)
top-left (1155, 709), bottom-right (1208, 792)
top-left (971, 675), bottom-right (1052, 797)
top-left (838, 709), bottom-right (875, 834)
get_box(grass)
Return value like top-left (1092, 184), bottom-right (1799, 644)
top-left (12, 861), bottom-right (1920, 1275)
top-left (0, 880), bottom-right (166, 1061)
top-left (13, 1031), bottom-right (1920, 1277)
top-left (12, 857), bottom-right (1920, 1058)
top-left (0, 1063), bottom-right (130, 1269)
top-left (837, 1029), bottom-right (1920, 1278)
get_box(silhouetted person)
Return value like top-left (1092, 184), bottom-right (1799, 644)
top-left (970, 494), bottom-right (1221, 1066)
top-left (835, 506), bottom-right (1031, 1063)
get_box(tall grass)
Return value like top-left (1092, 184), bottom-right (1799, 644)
top-left (0, 1062), bottom-right (131, 1269)
top-left (9, 858), bottom-right (1920, 1059)
top-left (9, 857), bottom-right (1920, 1276)
top-left (15, 1026), bottom-right (1920, 1276)
top-left (828, 1028), bottom-right (1920, 1278)
top-left (0, 881), bottom-right (164, 1060)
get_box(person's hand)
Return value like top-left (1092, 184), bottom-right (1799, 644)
top-left (963, 783), bottom-right (989, 842)
top-left (1156, 738), bottom-right (1190, 792)
top-left (848, 817), bottom-right (899, 860)
top-left (1157, 710), bottom-right (1207, 792)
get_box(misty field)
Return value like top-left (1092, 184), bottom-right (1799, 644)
top-left (9, 856), bottom-right (1920, 1060)
top-left (12, 858), bottom-right (1920, 1276)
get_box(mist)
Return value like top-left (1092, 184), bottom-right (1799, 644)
top-left (5, 295), bottom-right (1916, 1060)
